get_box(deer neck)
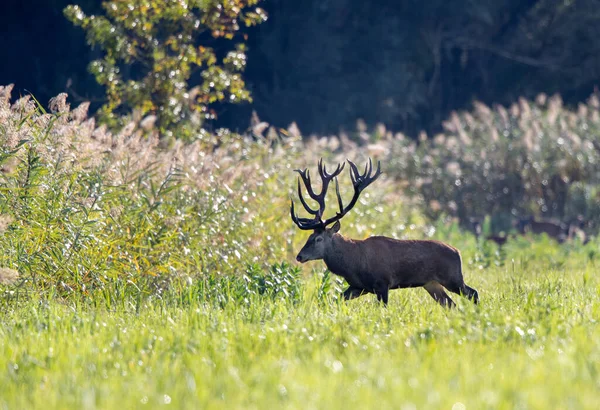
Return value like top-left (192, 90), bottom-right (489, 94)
top-left (323, 233), bottom-right (360, 280)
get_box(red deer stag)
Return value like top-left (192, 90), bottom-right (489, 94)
top-left (290, 158), bottom-right (479, 307)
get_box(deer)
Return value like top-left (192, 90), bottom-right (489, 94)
top-left (290, 158), bottom-right (479, 308)
top-left (516, 216), bottom-right (568, 243)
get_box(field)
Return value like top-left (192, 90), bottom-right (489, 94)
top-left (1, 237), bottom-right (600, 409)
top-left (1, 88), bottom-right (600, 409)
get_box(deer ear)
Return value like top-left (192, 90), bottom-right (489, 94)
top-left (329, 220), bottom-right (341, 233)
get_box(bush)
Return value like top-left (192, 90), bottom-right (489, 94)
top-left (4, 83), bottom-right (597, 305)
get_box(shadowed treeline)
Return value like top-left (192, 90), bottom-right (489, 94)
top-left (2, 0), bottom-right (600, 135)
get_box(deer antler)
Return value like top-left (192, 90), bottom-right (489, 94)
top-left (290, 158), bottom-right (382, 230)
top-left (291, 158), bottom-right (345, 230)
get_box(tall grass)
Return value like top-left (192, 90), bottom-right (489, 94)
top-left (0, 85), bottom-right (411, 304)
top-left (1, 85), bottom-right (600, 302)
top-left (384, 94), bottom-right (600, 233)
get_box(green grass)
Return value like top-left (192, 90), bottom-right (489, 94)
top-left (1, 255), bottom-right (599, 410)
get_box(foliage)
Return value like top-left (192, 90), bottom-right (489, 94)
top-left (382, 93), bottom-right (600, 235)
top-left (6, 1), bottom-right (600, 136)
top-left (2, 85), bottom-right (600, 303)
top-left (0, 85), bottom-right (419, 302)
top-left (0, 85), bottom-right (295, 300)
top-left (64, 0), bottom-right (267, 139)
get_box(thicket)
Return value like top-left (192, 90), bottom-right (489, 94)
top-left (0, 84), bottom-right (408, 303)
top-left (385, 93), bottom-right (600, 234)
top-left (0, 84), bottom-right (299, 302)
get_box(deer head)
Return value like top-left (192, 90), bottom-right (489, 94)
top-left (291, 158), bottom-right (382, 263)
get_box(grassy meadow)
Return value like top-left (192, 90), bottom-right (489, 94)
top-left (1, 249), bottom-right (599, 409)
top-left (1, 86), bottom-right (600, 409)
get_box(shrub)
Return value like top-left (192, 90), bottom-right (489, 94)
top-left (6, 83), bottom-right (597, 304)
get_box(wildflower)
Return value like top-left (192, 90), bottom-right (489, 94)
top-left (118, 121), bottom-right (137, 139)
top-left (519, 97), bottom-right (531, 120)
top-left (577, 103), bottom-right (588, 119)
top-left (282, 121), bottom-right (299, 139)
top-left (445, 161), bottom-right (461, 176)
top-left (0, 84), bottom-right (14, 108)
top-left (474, 101), bottom-right (491, 118)
top-left (567, 113), bottom-right (578, 129)
top-left (490, 128), bottom-right (499, 142)
top-left (509, 102), bottom-right (520, 118)
top-left (458, 128), bottom-right (471, 146)
top-left (375, 123), bottom-right (387, 138)
top-left (547, 94), bottom-right (563, 124)
top-left (433, 134), bottom-right (446, 145)
top-left (523, 129), bottom-right (534, 151)
top-left (356, 118), bottom-right (367, 133)
top-left (445, 136), bottom-right (458, 150)
top-left (429, 200), bottom-right (441, 212)
top-left (464, 112), bottom-right (476, 129)
top-left (139, 114), bottom-right (157, 132)
top-left (496, 105), bottom-right (509, 127)
top-left (328, 137), bottom-right (340, 151)
top-left (11, 95), bottom-right (36, 115)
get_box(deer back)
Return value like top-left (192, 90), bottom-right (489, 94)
top-left (324, 234), bottom-right (462, 290)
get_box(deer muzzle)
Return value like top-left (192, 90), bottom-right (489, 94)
top-left (296, 253), bottom-right (308, 263)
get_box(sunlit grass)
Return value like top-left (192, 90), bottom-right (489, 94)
top-left (1, 258), bottom-right (599, 409)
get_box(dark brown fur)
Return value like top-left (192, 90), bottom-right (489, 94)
top-left (291, 158), bottom-right (478, 307)
top-left (517, 217), bottom-right (567, 242)
top-left (296, 222), bottom-right (479, 307)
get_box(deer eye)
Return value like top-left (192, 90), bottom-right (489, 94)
top-left (315, 237), bottom-right (323, 243)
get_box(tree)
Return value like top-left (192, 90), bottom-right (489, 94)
top-left (64, 0), bottom-right (267, 139)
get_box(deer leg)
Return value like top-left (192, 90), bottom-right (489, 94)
top-left (444, 281), bottom-right (479, 305)
top-left (375, 287), bottom-right (389, 306)
top-left (343, 286), bottom-right (366, 301)
top-left (423, 281), bottom-right (455, 308)
top-left (460, 284), bottom-right (479, 304)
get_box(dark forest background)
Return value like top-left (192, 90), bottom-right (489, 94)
top-left (2, 0), bottom-right (600, 136)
